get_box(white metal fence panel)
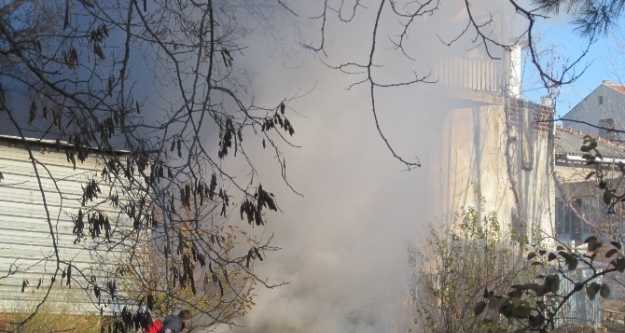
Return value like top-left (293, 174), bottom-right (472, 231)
top-left (0, 140), bottom-right (137, 315)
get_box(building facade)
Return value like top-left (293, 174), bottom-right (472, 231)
top-left (429, 38), bottom-right (556, 245)
top-left (554, 127), bottom-right (625, 243)
top-left (552, 85), bottom-right (625, 328)
top-left (0, 135), bottom-right (139, 314)
top-left (435, 94), bottom-right (555, 244)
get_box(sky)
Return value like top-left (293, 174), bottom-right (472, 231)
top-left (523, 14), bottom-right (625, 117)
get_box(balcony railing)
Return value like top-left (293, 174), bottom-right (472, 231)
top-left (433, 56), bottom-right (509, 95)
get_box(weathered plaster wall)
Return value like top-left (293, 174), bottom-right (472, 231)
top-left (437, 95), bottom-right (555, 244)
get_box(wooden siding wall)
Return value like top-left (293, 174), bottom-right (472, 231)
top-left (0, 141), bottom-right (135, 314)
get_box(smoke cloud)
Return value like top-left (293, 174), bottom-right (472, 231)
top-left (172, 1), bottom-right (524, 332)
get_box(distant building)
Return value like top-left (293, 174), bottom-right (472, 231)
top-left (561, 80), bottom-right (625, 142)
top-left (554, 127), bottom-right (625, 244)
top-left (554, 81), bottom-right (625, 244)
top-left (553, 87), bottom-right (625, 329)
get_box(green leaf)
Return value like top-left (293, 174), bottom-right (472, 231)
top-left (508, 302), bottom-right (532, 319)
top-left (499, 301), bottom-right (513, 318)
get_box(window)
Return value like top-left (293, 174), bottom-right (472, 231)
top-left (599, 95), bottom-right (604, 105)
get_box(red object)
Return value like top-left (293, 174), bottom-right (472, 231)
top-left (146, 319), bottom-right (164, 333)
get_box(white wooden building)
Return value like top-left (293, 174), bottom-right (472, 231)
top-left (0, 135), bottom-right (138, 314)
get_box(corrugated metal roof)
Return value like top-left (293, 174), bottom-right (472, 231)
top-left (0, 134), bottom-right (131, 154)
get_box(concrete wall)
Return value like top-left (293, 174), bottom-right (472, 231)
top-left (436, 94), bottom-right (555, 245)
top-left (0, 139), bottom-right (135, 314)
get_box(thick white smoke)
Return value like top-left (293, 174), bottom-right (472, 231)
top-left (204, 1), bottom-right (524, 332)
